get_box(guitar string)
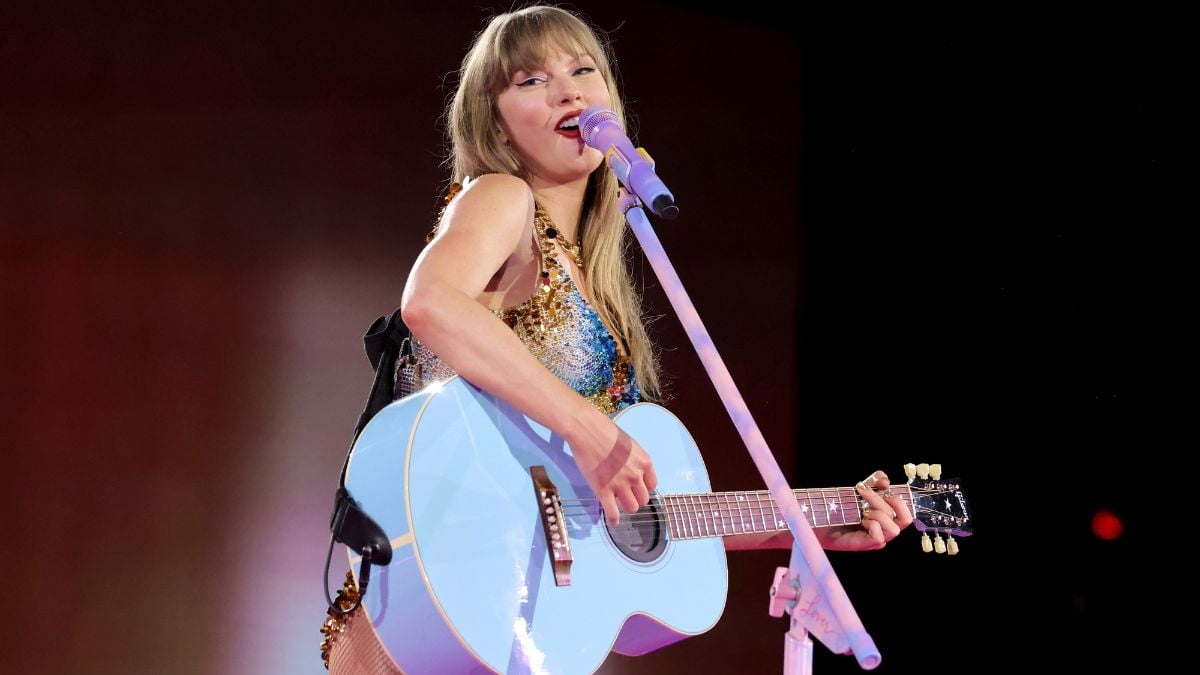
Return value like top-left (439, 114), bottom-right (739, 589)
top-left (552, 485), bottom-right (926, 506)
top-left (553, 497), bottom-right (927, 525)
top-left (554, 485), bottom-right (948, 501)
top-left (555, 491), bottom-right (919, 508)
top-left (553, 502), bottom-right (920, 520)
top-left (536, 513), bottom-right (954, 533)
top-left (552, 487), bottom-right (916, 504)
top-left (547, 491), bottom-right (954, 530)
top-left (541, 508), bottom-right (961, 535)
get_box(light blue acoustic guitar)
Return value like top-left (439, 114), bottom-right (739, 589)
top-left (343, 377), bottom-right (971, 674)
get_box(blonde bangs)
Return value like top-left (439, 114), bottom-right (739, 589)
top-left (487, 12), bottom-right (611, 96)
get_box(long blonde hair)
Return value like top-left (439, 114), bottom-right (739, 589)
top-left (446, 5), bottom-right (661, 399)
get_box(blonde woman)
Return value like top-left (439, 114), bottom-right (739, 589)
top-left (324, 6), bottom-right (912, 672)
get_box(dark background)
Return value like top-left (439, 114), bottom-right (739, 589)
top-left (1, 2), bottom-right (1174, 673)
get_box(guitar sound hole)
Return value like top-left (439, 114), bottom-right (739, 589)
top-left (605, 495), bottom-right (667, 563)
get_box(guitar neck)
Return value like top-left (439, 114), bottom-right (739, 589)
top-left (660, 486), bottom-right (914, 540)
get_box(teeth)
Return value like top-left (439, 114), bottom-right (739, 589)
top-left (558, 115), bottom-right (580, 130)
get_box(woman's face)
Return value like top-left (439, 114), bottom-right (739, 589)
top-left (495, 49), bottom-right (612, 186)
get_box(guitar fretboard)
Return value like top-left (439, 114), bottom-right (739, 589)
top-left (660, 487), bottom-right (914, 540)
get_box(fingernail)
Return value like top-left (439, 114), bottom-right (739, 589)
top-left (855, 481), bottom-right (868, 492)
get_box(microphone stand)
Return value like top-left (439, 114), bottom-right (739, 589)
top-left (617, 189), bottom-right (881, 673)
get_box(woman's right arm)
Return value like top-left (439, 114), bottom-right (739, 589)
top-left (400, 174), bottom-right (655, 526)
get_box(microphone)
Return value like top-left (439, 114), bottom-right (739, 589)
top-left (579, 106), bottom-right (679, 220)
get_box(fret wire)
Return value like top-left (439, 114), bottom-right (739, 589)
top-left (763, 491), bottom-right (773, 530)
top-left (748, 491), bottom-right (759, 532)
top-left (692, 493), bottom-right (702, 539)
top-left (756, 490), bottom-right (767, 532)
top-left (795, 488), bottom-right (810, 528)
top-left (688, 494), bottom-right (702, 538)
top-left (678, 495), bottom-right (688, 538)
top-left (817, 487), bottom-right (829, 527)
top-left (796, 489), bottom-right (813, 528)
top-left (682, 494), bottom-right (691, 539)
top-left (737, 492), bottom-right (748, 533)
top-left (689, 494), bottom-right (699, 539)
top-left (682, 494), bottom-right (693, 539)
top-left (811, 485), bottom-right (820, 528)
top-left (767, 490), bottom-right (778, 531)
top-left (674, 495), bottom-right (686, 540)
top-left (714, 493), bottom-right (724, 536)
top-left (700, 494), bottom-right (711, 537)
top-left (684, 494), bottom-right (695, 540)
top-left (662, 495), bottom-right (671, 538)
top-left (668, 495), bottom-right (682, 539)
top-left (779, 492), bottom-right (788, 530)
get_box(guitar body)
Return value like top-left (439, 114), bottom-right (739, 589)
top-left (345, 377), bottom-right (728, 674)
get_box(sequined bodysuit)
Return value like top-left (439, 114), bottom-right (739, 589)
top-left (405, 203), bottom-right (639, 415)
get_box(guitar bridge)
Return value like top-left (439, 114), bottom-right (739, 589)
top-left (530, 466), bottom-right (573, 586)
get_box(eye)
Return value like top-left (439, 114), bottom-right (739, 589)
top-left (515, 77), bottom-right (545, 88)
top-left (573, 66), bottom-right (596, 76)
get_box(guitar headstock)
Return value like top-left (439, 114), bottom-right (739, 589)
top-left (904, 462), bottom-right (972, 555)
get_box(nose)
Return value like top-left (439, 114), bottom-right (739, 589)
top-left (553, 79), bottom-right (583, 106)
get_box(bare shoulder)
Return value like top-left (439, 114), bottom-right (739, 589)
top-left (438, 174), bottom-right (534, 252)
top-left (406, 175), bottom-right (535, 304)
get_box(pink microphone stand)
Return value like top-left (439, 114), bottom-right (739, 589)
top-left (617, 187), bottom-right (881, 674)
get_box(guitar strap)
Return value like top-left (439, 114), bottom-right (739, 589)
top-left (324, 308), bottom-right (407, 614)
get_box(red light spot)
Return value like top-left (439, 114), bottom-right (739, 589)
top-left (1091, 510), bottom-right (1124, 541)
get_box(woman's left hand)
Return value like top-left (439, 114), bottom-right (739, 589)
top-left (815, 470), bottom-right (914, 552)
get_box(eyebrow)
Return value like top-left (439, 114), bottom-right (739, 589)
top-left (512, 53), bottom-right (594, 78)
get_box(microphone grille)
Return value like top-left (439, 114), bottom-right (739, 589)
top-left (579, 105), bottom-right (620, 147)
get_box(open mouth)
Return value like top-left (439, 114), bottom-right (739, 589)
top-left (555, 112), bottom-right (582, 138)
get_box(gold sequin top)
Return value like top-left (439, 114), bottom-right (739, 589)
top-left (401, 203), bottom-right (639, 415)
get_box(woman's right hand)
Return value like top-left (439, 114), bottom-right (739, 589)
top-left (566, 415), bottom-right (657, 528)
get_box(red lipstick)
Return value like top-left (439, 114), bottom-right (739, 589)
top-left (554, 109), bottom-right (584, 138)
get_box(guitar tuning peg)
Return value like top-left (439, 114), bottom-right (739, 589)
top-left (946, 535), bottom-right (959, 556)
top-left (921, 532), bottom-right (933, 553)
top-left (933, 533), bottom-right (946, 554)
top-left (916, 463), bottom-right (930, 480)
top-left (929, 463), bottom-right (942, 480)
top-left (904, 463), bottom-right (917, 480)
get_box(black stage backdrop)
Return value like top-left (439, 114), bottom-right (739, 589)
top-left (0, 2), bottom-right (1176, 673)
